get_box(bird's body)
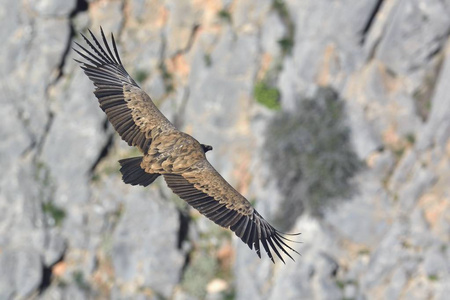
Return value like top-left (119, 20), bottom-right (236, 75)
top-left (144, 130), bottom-right (207, 174)
top-left (74, 28), bottom-right (299, 263)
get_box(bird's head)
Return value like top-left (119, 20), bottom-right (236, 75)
top-left (201, 144), bottom-right (213, 153)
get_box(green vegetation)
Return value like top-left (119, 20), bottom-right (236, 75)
top-left (204, 53), bottom-right (212, 67)
top-left (179, 214), bottom-right (234, 299)
top-left (387, 133), bottom-right (416, 162)
top-left (35, 160), bottom-right (52, 187)
top-left (335, 279), bottom-right (357, 297)
top-left (401, 240), bottom-right (412, 249)
top-left (358, 248), bottom-right (370, 255)
top-left (272, 0), bottom-right (288, 14)
top-left (57, 279), bottom-right (68, 288)
top-left (134, 69), bottom-right (149, 84)
top-left (218, 9), bottom-right (232, 23)
top-left (393, 146), bottom-right (405, 159)
top-left (42, 202), bottom-right (66, 227)
top-left (336, 279), bottom-right (345, 290)
top-left (405, 133), bottom-right (416, 145)
top-left (181, 251), bottom-right (219, 298)
top-left (159, 61), bottom-right (174, 93)
top-left (272, 0), bottom-right (295, 55)
top-left (205, 222), bottom-right (232, 241)
top-left (223, 289), bottom-right (236, 300)
top-left (254, 81), bottom-right (281, 110)
top-left (35, 160), bottom-right (63, 226)
top-left (412, 64), bottom-right (439, 122)
top-left (251, 0), bottom-right (295, 110)
top-left (91, 147), bottom-right (143, 183)
top-left (72, 271), bottom-right (90, 291)
top-left (91, 159), bottom-right (121, 183)
top-left (91, 173), bottom-right (101, 182)
top-left (92, 163), bottom-right (120, 182)
top-left (428, 274), bottom-right (439, 281)
top-left (265, 87), bottom-right (362, 223)
top-left (392, 193), bottom-right (399, 202)
top-left (278, 37), bottom-right (295, 55)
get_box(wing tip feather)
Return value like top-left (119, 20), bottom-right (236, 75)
top-left (163, 172), bottom-right (301, 264)
top-left (235, 210), bottom-right (300, 263)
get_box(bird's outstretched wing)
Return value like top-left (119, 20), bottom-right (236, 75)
top-left (73, 28), bottom-right (176, 153)
top-left (164, 160), bottom-right (299, 263)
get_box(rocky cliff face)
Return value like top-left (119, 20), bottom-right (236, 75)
top-left (0, 0), bottom-right (449, 299)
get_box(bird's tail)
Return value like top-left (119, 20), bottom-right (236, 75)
top-left (118, 156), bottom-right (160, 187)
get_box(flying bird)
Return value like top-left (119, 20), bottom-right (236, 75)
top-left (74, 28), bottom-right (299, 263)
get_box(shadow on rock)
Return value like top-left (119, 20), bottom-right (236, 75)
top-left (264, 87), bottom-right (363, 229)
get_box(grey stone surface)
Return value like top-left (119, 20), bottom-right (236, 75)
top-left (186, 27), bottom-right (258, 174)
top-left (376, 0), bottom-right (450, 75)
top-left (0, 100), bottom-right (33, 169)
top-left (0, 0), bottom-right (449, 298)
top-left (41, 62), bottom-right (108, 206)
top-left (265, 218), bottom-right (340, 300)
top-left (43, 228), bottom-right (67, 266)
top-left (112, 185), bottom-right (185, 298)
top-left (423, 247), bottom-right (449, 277)
top-left (27, 0), bottom-right (77, 17)
top-left (0, 0), bottom-right (30, 76)
top-left (325, 174), bottom-right (391, 247)
top-left (417, 39), bottom-right (450, 151)
top-left (260, 11), bottom-right (286, 57)
top-left (0, 248), bottom-right (42, 299)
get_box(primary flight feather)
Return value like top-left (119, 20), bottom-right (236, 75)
top-left (74, 28), bottom-right (299, 263)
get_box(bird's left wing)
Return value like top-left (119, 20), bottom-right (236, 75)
top-left (164, 161), bottom-right (299, 263)
top-left (74, 28), bottom-right (176, 153)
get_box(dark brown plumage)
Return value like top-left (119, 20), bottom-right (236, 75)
top-left (74, 28), bottom-right (299, 263)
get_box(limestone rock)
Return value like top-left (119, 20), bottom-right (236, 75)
top-left (27, 0), bottom-right (77, 17)
top-left (1, 0), bottom-right (449, 298)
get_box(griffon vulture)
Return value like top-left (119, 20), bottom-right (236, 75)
top-left (74, 28), bottom-right (299, 263)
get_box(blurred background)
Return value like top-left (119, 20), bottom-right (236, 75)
top-left (1, 0), bottom-right (449, 299)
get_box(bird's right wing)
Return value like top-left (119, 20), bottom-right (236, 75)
top-left (164, 161), bottom-right (299, 263)
top-left (74, 28), bottom-right (176, 153)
